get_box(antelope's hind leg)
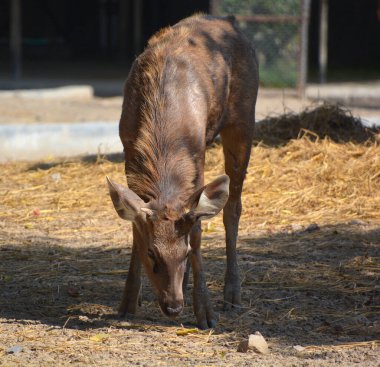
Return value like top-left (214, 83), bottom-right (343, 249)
top-left (220, 124), bottom-right (254, 310)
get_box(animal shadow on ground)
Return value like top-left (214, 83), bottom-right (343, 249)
top-left (27, 152), bottom-right (125, 171)
top-left (1, 223), bottom-right (379, 346)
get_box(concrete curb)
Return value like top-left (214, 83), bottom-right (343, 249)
top-left (306, 82), bottom-right (380, 108)
top-left (0, 121), bottom-right (121, 162)
top-left (0, 85), bottom-right (94, 100)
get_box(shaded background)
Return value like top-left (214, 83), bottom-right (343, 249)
top-left (0, 0), bottom-right (379, 91)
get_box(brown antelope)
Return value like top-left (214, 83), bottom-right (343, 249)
top-left (107, 14), bottom-right (258, 329)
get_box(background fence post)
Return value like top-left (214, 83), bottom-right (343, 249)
top-left (10, 0), bottom-right (22, 81)
top-left (299, 0), bottom-right (311, 96)
top-left (319, 0), bottom-right (329, 84)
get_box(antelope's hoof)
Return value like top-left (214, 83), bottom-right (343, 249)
top-left (194, 295), bottom-right (217, 329)
top-left (223, 281), bottom-right (241, 311)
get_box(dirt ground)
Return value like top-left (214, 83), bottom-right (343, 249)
top-left (0, 88), bottom-right (379, 124)
top-left (0, 93), bottom-right (379, 366)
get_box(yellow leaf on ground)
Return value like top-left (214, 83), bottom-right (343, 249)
top-left (176, 328), bottom-right (199, 336)
top-left (89, 333), bottom-right (108, 342)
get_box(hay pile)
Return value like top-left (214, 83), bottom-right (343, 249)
top-left (254, 103), bottom-right (379, 146)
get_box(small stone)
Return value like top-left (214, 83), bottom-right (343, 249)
top-left (78, 315), bottom-right (91, 322)
top-left (237, 340), bottom-right (249, 353)
top-left (248, 331), bottom-right (269, 354)
top-left (291, 224), bottom-right (303, 232)
top-left (7, 345), bottom-right (23, 354)
top-left (293, 345), bottom-right (305, 352)
top-left (51, 173), bottom-right (61, 182)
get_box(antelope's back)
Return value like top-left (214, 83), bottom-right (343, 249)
top-left (119, 14), bottom-right (258, 154)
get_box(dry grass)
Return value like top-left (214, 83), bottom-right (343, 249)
top-left (1, 105), bottom-right (379, 366)
top-left (2, 135), bottom-right (380, 241)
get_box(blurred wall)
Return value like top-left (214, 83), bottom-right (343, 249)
top-left (1, 0), bottom-right (379, 81)
top-left (0, 0), bottom-right (209, 67)
top-left (308, 0), bottom-right (380, 79)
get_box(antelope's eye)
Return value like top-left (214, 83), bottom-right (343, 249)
top-left (148, 249), bottom-right (155, 260)
top-left (148, 249), bottom-right (159, 273)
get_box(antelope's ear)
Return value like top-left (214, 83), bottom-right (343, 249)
top-left (188, 175), bottom-right (230, 220)
top-left (106, 176), bottom-right (146, 221)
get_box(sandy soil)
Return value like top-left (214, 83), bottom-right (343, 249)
top-left (0, 89), bottom-right (379, 124)
top-left (1, 136), bottom-right (379, 366)
top-left (0, 93), bottom-right (379, 366)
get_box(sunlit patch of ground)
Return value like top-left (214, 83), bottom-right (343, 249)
top-left (1, 133), bottom-right (379, 366)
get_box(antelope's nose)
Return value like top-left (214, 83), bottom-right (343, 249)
top-left (162, 301), bottom-right (183, 317)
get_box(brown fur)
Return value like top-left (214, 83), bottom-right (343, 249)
top-left (116, 14), bottom-right (259, 328)
top-left (124, 44), bottom-right (197, 210)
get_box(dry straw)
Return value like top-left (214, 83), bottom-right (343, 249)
top-left (0, 103), bottom-right (379, 364)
